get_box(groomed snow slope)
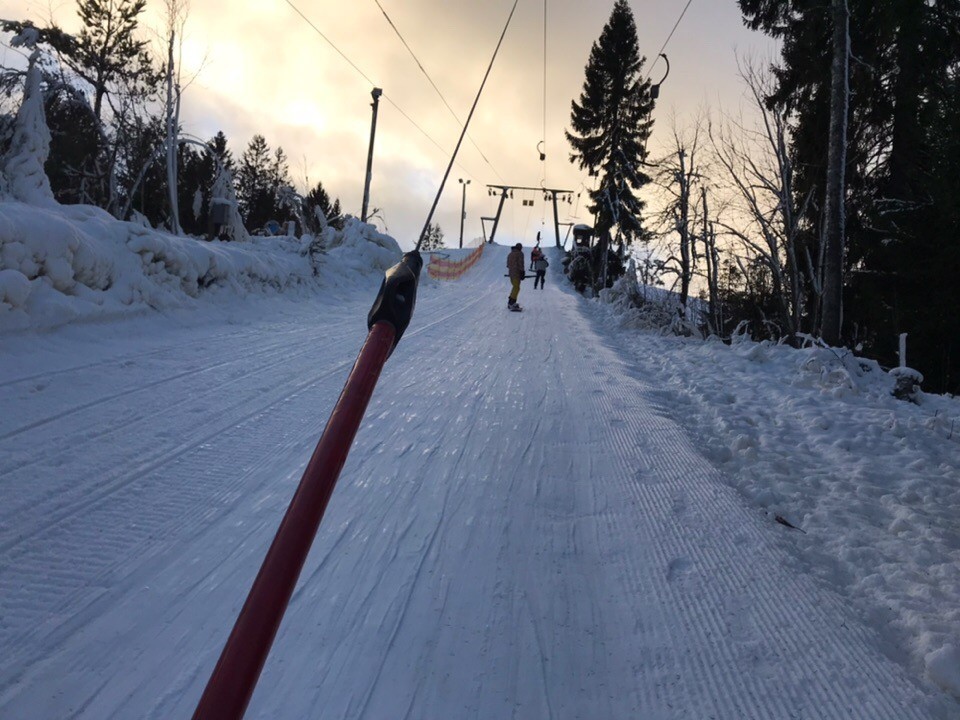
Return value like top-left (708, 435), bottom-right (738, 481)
top-left (0, 244), bottom-right (955, 718)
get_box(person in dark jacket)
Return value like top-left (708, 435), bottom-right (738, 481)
top-left (506, 243), bottom-right (525, 310)
top-left (530, 246), bottom-right (544, 267)
top-left (532, 253), bottom-right (549, 289)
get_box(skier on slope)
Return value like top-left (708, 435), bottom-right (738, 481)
top-left (506, 243), bottom-right (525, 311)
top-left (531, 251), bottom-right (549, 290)
top-left (529, 245), bottom-right (543, 268)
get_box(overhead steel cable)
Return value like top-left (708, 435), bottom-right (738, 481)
top-left (372, 0), bottom-right (504, 181)
top-left (542, 0), bottom-right (548, 183)
top-left (540, 0), bottom-right (549, 226)
top-left (282, 0), bottom-right (480, 182)
top-left (283, 0), bottom-right (377, 87)
top-left (644, 0), bottom-right (694, 81)
top-left (416, 0), bottom-right (521, 250)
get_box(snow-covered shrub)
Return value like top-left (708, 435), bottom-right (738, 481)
top-left (2, 38), bottom-right (55, 208)
top-left (209, 166), bottom-right (248, 243)
top-left (889, 366), bottom-right (924, 403)
top-left (323, 217), bottom-right (401, 272)
top-left (597, 259), bottom-right (679, 331)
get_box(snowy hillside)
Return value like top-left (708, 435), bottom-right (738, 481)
top-left (1, 206), bottom-right (958, 717)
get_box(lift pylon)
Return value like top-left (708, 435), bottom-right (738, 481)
top-left (484, 184), bottom-right (574, 248)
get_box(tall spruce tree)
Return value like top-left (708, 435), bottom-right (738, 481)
top-left (113, 113), bottom-right (166, 225)
top-left (236, 135), bottom-right (274, 231)
top-left (304, 180), bottom-right (342, 232)
top-left (566, 0), bottom-right (654, 252)
top-left (43, 84), bottom-right (102, 204)
top-left (176, 132), bottom-right (233, 236)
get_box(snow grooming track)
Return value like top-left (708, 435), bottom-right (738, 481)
top-left (0, 244), bottom-right (951, 718)
top-left (0, 338), bottom-right (362, 698)
top-left (0, 258), bottom-right (502, 717)
top-left (242, 244), bottom-right (947, 719)
top-left (584, 332), bottom-right (945, 719)
top-left (0, 283), bottom-right (496, 715)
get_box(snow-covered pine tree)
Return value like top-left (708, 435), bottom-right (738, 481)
top-left (210, 164), bottom-right (248, 243)
top-left (303, 181), bottom-right (342, 233)
top-left (4, 1), bottom-right (160, 212)
top-left (236, 135), bottom-right (274, 231)
top-left (2, 27), bottom-right (56, 207)
top-left (565, 0), bottom-right (654, 257)
top-left (420, 222), bottom-right (444, 251)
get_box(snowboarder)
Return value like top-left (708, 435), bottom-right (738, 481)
top-left (506, 243), bottom-right (525, 311)
top-left (532, 252), bottom-right (549, 289)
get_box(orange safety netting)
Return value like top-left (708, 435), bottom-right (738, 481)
top-left (426, 242), bottom-right (485, 280)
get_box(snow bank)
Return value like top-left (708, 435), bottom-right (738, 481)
top-left (321, 217), bottom-right (402, 275)
top-left (586, 289), bottom-right (960, 699)
top-left (0, 202), bottom-right (402, 332)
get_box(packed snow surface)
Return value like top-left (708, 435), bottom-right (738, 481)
top-left (1, 207), bottom-right (958, 718)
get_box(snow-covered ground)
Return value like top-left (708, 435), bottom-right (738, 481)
top-left (1, 204), bottom-right (958, 718)
top-left (589, 272), bottom-right (960, 700)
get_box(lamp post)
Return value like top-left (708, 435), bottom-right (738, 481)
top-left (361, 87), bottom-right (383, 223)
top-left (640, 54), bottom-right (669, 160)
top-left (649, 53), bottom-right (670, 99)
top-left (458, 178), bottom-right (471, 248)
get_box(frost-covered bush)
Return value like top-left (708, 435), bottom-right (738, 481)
top-left (2, 38), bottom-right (55, 208)
top-left (597, 260), bottom-right (678, 331)
top-left (889, 366), bottom-right (924, 403)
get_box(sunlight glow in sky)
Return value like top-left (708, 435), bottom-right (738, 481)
top-left (2, 0), bottom-right (776, 248)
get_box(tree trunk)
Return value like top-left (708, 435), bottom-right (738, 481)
top-left (887, 0), bottom-right (923, 205)
top-left (820, 0), bottom-right (850, 345)
top-left (165, 31), bottom-right (182, 235)
top-left (701, 188), bottom-right (720, 335)
top-left (677, 148), bottom-right (691, 317)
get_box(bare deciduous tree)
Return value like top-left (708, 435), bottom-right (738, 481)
top-left (163, 0), bottom-right (189, 234)
top-left (709, 60), bottom-right (816, 341)
top-left (653, 115), bottom-right (709, 322)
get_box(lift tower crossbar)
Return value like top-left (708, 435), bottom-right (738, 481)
top-left (483, 184), bottom-right (574, 248)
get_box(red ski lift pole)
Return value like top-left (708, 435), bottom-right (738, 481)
top-left (192, 252), bottom-right (422, 720)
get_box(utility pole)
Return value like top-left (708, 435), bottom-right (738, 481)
top-left (458, 178), bottom-right (470, 248)
top-left (361, 87), bottom-right (382, 223)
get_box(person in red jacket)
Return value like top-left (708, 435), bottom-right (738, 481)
top-left (506, 243), bottom-right (525, 311)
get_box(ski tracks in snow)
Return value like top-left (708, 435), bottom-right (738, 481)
top-left (0, 246), bottom-right (953, 718)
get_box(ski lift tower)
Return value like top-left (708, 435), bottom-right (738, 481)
top-left (481, 184), bottom-right (575, 248)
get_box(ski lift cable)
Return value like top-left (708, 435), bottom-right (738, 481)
top-left (643, 0), bottom-right (693, 81)
top-left (193, 8), bottom-right (518, 716)
top-left (283, 0), bottom-right (377, 91)
top-left (282, 0), bottom-right (480, 182)
top-left (541, 0), bottom-right (548, 183)
top-left (372, 0), bottom-right (505, 182)
top-left (416, 0), bottom-right (521, 250)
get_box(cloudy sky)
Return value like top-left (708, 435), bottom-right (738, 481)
top-left (3, 0), bottom-right (776, 249)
